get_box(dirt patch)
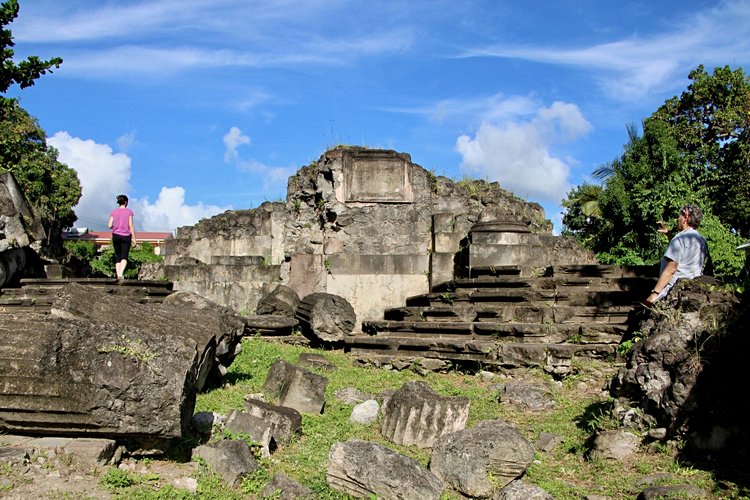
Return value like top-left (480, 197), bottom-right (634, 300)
top-left (0, 452), bottom-right (197, 499)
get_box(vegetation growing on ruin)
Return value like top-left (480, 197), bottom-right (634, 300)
top-left (98, 334), bottom-right (157, 363)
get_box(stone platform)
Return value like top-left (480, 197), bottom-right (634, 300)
top-left (348, 265), bottom-right (656, 376)
top-left (0, 278), bottom-right (174, 313)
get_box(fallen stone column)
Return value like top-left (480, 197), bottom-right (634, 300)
top-left (263, 359), bottom-right (328, 414)
top-left (327, 439), bottom-right (444, 499)
top-left (255, 284), bottom-right (300, 317)
top-left (0, 313), bottom-right (198, 444)
top-left (295, 292), bottom-right (356, 342)
top-left (430, 419), bottom-right (535, 497)
top-left (380, 381), bottom-right (470, 449)
top-left (0, 283), bottom-right (244, 446)
top-left (160, 290), bottom-right (247, 382)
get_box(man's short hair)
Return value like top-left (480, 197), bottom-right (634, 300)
top-left (680, 204), bottom-right (703, 229)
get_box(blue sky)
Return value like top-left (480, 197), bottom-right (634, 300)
top-left (7, 0), bottom-right (750, 233)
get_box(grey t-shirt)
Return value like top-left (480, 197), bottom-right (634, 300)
top-left (661, 227), bottom-right (708, 287)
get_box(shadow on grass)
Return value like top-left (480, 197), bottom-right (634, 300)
top-left (221, 371), bottom-right (255, 385)
top-left (571, 400), bottom-right (616, 458)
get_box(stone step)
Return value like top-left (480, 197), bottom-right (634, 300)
top-left (433, 276), bottom-right (654, 293)
top-left (468, 264), bottom-right (658, 279)
top-left (467, 265), bottom-right (524, 278)
top-left (406, 289), bottom-right (551, 307)
top-left (407, 287), bottom-right (644, 308)
top-left (345, 337), bottom-right (616, 373)
top-left (385, 304), bottom-right (634, 324)
top-left (432, 277), bottom-right (538, 292)
top-left (361, 320), bottom-right (625, 344)
top-left (19, 277), bottom-right (173, 291)
top-left (551, 264), bottom-right (658, 278)
top-left (0, 279), bottom-right (175, 314)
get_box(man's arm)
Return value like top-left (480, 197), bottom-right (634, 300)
top-left (645, 259), bottom-right (678, 305)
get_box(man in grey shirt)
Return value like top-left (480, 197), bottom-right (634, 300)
top-left (645, 204), bottom-right (708, 305)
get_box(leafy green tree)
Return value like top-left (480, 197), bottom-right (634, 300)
top-left (1, 0), bottom-right (78, 252)
top-left (563, 65), bottom-right (750, 279)
top-left (1, 0), bottom-right (62, 95)
top-left (652, 65), bottom-right (750, 236)
top-left (561, 183), bottom-right (605, 248)
top-left (1, 101), bottom-right (81, 239)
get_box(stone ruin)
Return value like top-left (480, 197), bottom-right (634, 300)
top-left (3, 146), bottom-right (743, 496)
top-left (155, 146), bottom-right (595, 327)
top-left (149, 146), bottom-right (656, 376)
top-left (609, 279), bottom-right (750, 464)
top-left (0, 283), bottom-right (246, 447)
top-left (193, 361), bottom-right (542, 499)
top-left (0, 172), bottom-right (45, 288)
top-left (0, 146), bottom-right (659, 447)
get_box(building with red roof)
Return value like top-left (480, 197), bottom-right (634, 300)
top-left (62, 228), bottom-right (173, 255)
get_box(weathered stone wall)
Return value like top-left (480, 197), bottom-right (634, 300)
top-left (0, 171), bottom-right (45, 253)
top-left (162, 146), bottom-right (594, 327)
top-left (0, 172), bottom-right (46, 287)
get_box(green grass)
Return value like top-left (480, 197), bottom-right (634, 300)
top-left (114, 337), bottom-right (746, 499)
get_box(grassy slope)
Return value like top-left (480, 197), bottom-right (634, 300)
top-left (109, 336), bottom-right (745, 499)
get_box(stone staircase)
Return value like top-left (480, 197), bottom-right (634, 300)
top-left (0, 278), bottom-right (174, 313)
top-left (346, 264), bottom-right (657, 376)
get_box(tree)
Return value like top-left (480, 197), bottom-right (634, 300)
top-left (562, 65), bottom-right (750, 279)
top-left (561, 183), bottom-right (606, 249)
top-left (0, 100), bottom-right (81, 235)
top-left (1, 0), bottom-right (62, 95)
top-left (1, 0), bottom-right (78, 251)
top-left (651, 65), bottom-right (750, 236)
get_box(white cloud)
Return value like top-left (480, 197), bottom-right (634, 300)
top-left (133, 187), bottom-right (229, 232)
top-left (459, 0), bottom-right (750, 100)
top-left (223, 127), bottom-right (295, 193)
top-left (48, 132), bottom-right (132, 230)
top-left (14, 0), bottom-right (225, 42)
top-left (49, 132), bottom-right (228, 232)
top-left (116, 131), bottom-right (137, 152)
top-left (223, 126), bottom-right (251, 162)
top-left (14, 1), bottom-right (416, 80)
top-left (237, 159), bottom-right (296, 193)
top-left (428, 94), bottom-right (539, 124)
top-left (455, 101), bottom-right (591, 204)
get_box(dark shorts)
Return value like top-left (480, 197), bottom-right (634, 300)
top-left (112, 234), bottom-right (132, 262)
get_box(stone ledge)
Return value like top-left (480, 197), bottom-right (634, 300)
top-left (0, 435), bottom-right (118, 466)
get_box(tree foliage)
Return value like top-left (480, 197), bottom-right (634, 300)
top-left (1, 0), bottom-right (79, 250)
top-left (0, 102), bottom-right (81, 228)
top-left (1, 0), bottom-right (62, 94)
top-left (65, 240), bottom-right (164, 279)
top-left (563, 65), bottom-right (750, 279)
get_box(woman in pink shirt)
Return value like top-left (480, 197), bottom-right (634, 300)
top-left (107, 194), bottom-right (137, 280)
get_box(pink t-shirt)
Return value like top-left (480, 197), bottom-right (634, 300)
top-left (110, 207), bottom-right (134, 236)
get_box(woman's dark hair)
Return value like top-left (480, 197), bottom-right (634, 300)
top-left (116, 194), bottom-right (129, 206)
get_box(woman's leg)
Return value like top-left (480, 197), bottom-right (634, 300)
top-left (112, 234), bottom-right (132, 279)
top-left (115, 259), bottom-right (127, 279)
